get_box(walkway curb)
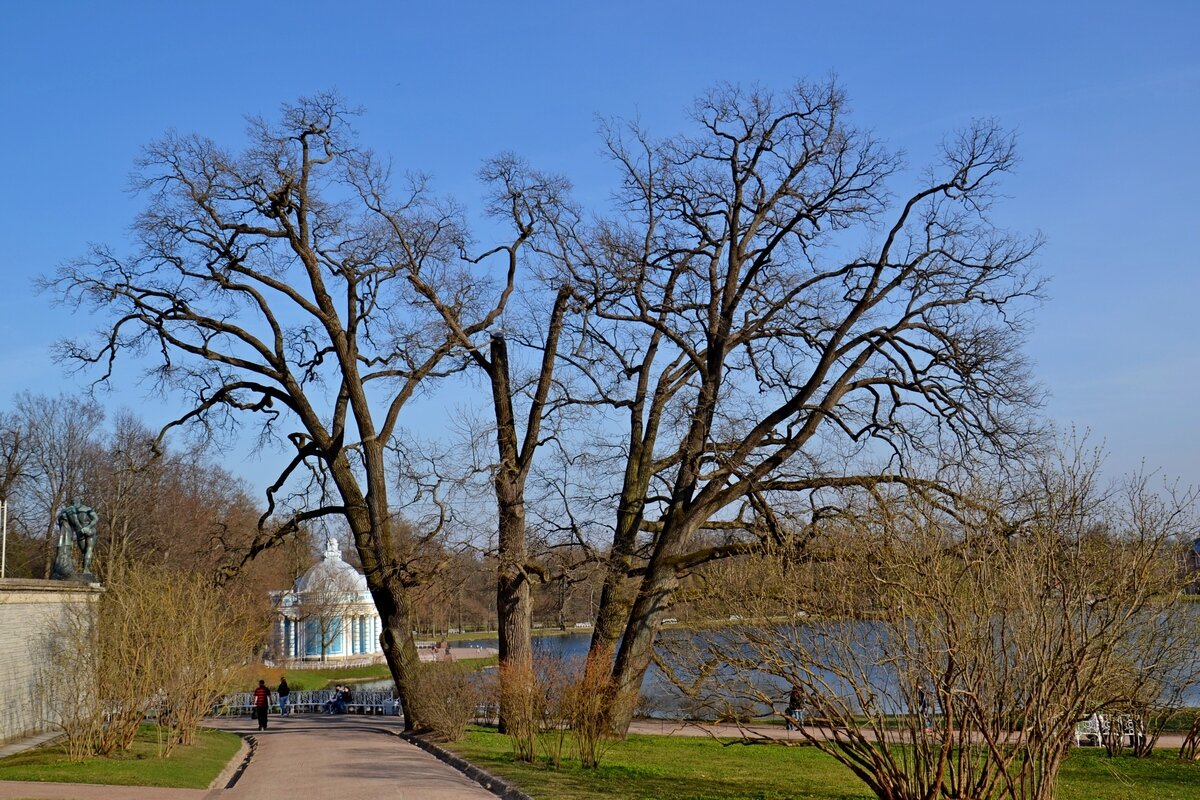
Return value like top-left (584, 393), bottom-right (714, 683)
top-left (207, 731), bottom-right (255, 792)
top-left (399, 732), bottom-right (533, 800)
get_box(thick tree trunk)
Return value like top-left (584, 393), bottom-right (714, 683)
top-left (496, 494), bottom-right (532, 669)
top-left (589, 414), bottom-right (656, 659)
top-left (374, 583), bottom-right (421, 730)
top-left (487, 334), bottom-right (534, 731)
top-left (607, 561), bottom-right (680, 733)
top-left (588, 525), bottom-right (638, 659)
top-left (604, 375), bottom-right (718, 734)
top-left (329, 448), bottom-right (422, 730)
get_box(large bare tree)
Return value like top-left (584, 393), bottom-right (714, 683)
top-left (46, 94), bottom-right (507, 725)
top-left (553, 81), bottom-right (1043, 731)
top-left (381, 153), bottom-right (580, 730)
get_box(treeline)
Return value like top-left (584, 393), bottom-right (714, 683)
top-left (0, 392), bottom-right (306, 594)
top-left (0, 391), bottom-right (637, 634)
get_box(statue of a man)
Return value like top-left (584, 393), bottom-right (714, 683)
top-left (57, 499), bottom-right (99, 576)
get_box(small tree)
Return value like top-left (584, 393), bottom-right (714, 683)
top-left (406, 662), bottom-right (481, 742)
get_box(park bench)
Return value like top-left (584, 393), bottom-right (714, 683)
top-left (1073, 713), bottom-right (1146, 748)
top-left (215, 689), bottom-right (399, 716)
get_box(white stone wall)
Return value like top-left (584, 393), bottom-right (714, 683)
top-left (0, 579), bottom-right (101, 745)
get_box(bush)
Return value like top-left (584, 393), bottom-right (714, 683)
top-left (407, 663), bottom-right (480, 742)
top-left (562, 650), bottom-right (617, 769)
top-left (40, 564), bottom-right (260, 759)
top-left (498, 659), bottom-right (540, 762)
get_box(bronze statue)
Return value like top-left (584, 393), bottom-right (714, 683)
top-left (53, 499), bottom-right (98, 579)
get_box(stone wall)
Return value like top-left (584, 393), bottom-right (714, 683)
top-left (0, 579), bottom-right (101, 745)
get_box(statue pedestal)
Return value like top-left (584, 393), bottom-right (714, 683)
top-left (50, 543), bottom-right (78, 581)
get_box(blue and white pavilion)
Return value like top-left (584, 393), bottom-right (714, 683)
top-left (270, 537), bottom-right (383, 661)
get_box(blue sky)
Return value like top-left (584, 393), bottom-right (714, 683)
top-left (1, 1), bottom-right (1197, 487)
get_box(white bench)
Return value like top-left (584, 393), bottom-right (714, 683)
top-left (216, 689), bottom-right (399, 716)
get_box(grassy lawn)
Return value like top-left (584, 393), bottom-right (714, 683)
top-left (0, 725), bottom-right (242, 789)
top-left (448, 728), bottom-right (874, 800)
top-left (1058, 749), bottom-right (1200, 800)
top-left (254, 656), bottom-right (498, 690)
top-left (445, 727), bottom-right (1200, 800)
top-left (254, 663), bottom-right (392, 689)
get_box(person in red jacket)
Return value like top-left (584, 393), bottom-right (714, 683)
top-left (252, 679), bottom-right (271, 731)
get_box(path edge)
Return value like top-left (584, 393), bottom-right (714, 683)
top-left (398, 731), bottom-right (533, 800)
top-left (201, 728), bottom-right (255, 793)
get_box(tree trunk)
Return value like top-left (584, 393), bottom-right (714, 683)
top-left (487, 334), bottom-right (536, 731)
top-left (328, 448), bottom-right (422, 730)
top-left (497, 494), bottom-right (532, 669)
top-left (607, 560), bottom-right (680, 733)
top-left (374, 582), bottom-right (421, 730)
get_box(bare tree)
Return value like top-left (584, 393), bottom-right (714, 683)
top-left (10, 393), bottom-right (104, 577)
top-left (547, 80), bottom-right (1042, 730)
top-left (383, 153), bottom-right (580, 730)
top-left (45, 94), bottom-right (506, 725)
top-left (0, 410), bottom-right (28, 502)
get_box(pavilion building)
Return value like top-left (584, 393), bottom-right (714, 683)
top-left (270, 537), bottom-right (384, 661)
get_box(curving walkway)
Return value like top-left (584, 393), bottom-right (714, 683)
top-left (0, 715), bottom-right (495, 800)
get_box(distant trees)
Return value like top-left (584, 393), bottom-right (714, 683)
top-left (12, 393), bottom-right (104, 577)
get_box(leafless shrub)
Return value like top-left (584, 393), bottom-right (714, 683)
top-left (41, 564), bottom-right (260, 758)
top-left (663, 450), bottom-right (1195, 800)
top-left (498, 659), bottom-right (540, 762)
top-left (561, 649), bottom-right (618, 769)
top-left (534, 655), bottom-right (574, 768)
top-left (407, 662), bottom-right (481, 742)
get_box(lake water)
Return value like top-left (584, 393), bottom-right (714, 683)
top-left (458, 632), bottom-right (782, 719)
top-left (459, 622), bottom-right (1200, 719)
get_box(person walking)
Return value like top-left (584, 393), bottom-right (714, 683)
top-left (277, 676), bottom-right (291, 716)
top-left (785, 685), bottom-right (803, 731)
top-left (253, 679), bottom-right (271, 731)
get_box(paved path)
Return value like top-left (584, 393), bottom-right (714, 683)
top-left (0, 716), bottom-right (495, 800)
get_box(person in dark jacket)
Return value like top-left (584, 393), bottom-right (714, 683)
top-left (252, 679), bottom-right (271, 731)
top-left (277, 677), bottom-right (291, 716)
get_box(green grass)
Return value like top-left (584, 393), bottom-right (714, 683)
top-left (1058, 749), bottom-right (1200, 800)
top-left (448, 727), bottom-right (874, 800)
top-left (445, 728), bottom-right (1200, 800)
top-left (458, 655), bottom-right (500, 669)
top-left (276, 663), bottom-right (393, 689)
top-left (0, 725), bottom-right (243, 789)
top-left (264, 657), bottom-right (497, 691)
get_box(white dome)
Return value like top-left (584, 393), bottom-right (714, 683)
top-left (294, 537), bottom-right (369, 595)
